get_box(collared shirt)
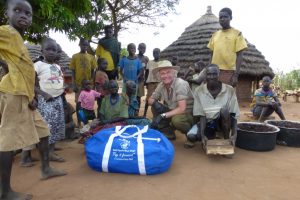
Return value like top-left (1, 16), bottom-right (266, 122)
top-left (193, 83), bottom-right (240, 121)
top-left (0, 25), bottom-right (35, 101)
top-left (146, 60), bottom-right (160, 83)
top-left (207, 28), bottom-right (247, 70)
top-left (151, 78), bottom-right (194, 114)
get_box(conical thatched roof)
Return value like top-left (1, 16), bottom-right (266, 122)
top-left (161, 6), bottom-right (274, 78)
top-left (25, 43), bottom-right (71, 69)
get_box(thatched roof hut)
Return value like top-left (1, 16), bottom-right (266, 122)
top-left (160, 6), bottom-right (274, 101)
top-left (25, 43), bottom-right (71, 69)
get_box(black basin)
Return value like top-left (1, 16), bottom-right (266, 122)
top-left (265, 120), bottom-right (300, 147)
top-left (237, 122), bottom-right (279, 151)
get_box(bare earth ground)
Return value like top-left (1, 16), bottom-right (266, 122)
top-left (11, 94), bottom-right (300, 200)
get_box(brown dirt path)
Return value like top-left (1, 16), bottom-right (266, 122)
top-left (11, 95), bottom-right (300, 200)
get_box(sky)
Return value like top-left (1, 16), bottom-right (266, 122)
top-left (50, 0), bottom-right (300, 73)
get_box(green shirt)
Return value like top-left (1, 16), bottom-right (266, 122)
top-left (100, 94), bottom-right (129, 121)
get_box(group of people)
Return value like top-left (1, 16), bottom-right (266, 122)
top-left (0, 0), bottom-right (286, 199)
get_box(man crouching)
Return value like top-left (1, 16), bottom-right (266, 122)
top-left (148, 60), bottom-right (194, 143)
top-left (186, 64), bottom-right (239, 149)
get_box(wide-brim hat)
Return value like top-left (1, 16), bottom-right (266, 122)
top-left (152, 60), bottom-right (180, 76)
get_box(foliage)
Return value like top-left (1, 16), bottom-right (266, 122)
top-left (105, 0), bottom-right (179, 37)
top-left (274, 69), bottom-right (300, 90)
top-left (0, 0), bottom-right (105, 42)
top-left (0, 0), bottom-right (179, 42)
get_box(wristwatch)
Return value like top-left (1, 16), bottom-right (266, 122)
top-left (161, 113), bottom-right (167, 119)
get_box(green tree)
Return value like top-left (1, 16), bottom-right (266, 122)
top-left (105, 0), bottom-right (179, 38)
top-left (0, 0), bottom-right (105, 42)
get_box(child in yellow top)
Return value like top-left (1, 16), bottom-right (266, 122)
top-left (0, 0), bottom-right (66, 199)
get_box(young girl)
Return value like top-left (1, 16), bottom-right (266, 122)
top-left (35, 38), bottom-right (66, 162)
top-left (78, 79), bottom-right (101, 124)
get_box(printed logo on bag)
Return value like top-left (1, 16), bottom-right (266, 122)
top-left (111, 138), bottom-right (136, 161)
top-left (120, 139), bottom-right (130, 150)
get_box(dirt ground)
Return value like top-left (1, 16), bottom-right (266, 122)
top-left (11, 94), bottom-right (300, 200)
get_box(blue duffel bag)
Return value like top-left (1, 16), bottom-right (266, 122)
top-left (85, 125), bottom-right (175, 175)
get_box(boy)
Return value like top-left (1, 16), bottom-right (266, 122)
top-left (94, 58), bottom-right (109, 117)
top-left (119, 43), bottom-right (143, 96)
top-left (207, 7), bottom-right (247, 87)
top-left (0, 0), bottom-right (66, 199)
top-left (250, 76), bottom-right (286, 122)
top-left (70, 38), bottom-right (97, 126)
top-left (137, 43), bottom-right (149, 110)
top-left (187, 61), bottom-right (206, 91)
top-left (96, 25), bottom-right (120, 80)
top-left (144, 48), bottom-right (161, 117)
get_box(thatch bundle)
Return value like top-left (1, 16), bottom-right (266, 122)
top-left (161, 6), bottom-right (274, 78)
top-left (25, 43), bottom-right (71, 70)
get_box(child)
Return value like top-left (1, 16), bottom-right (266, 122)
top-left (70, 38), bottom-right (97, 126)
top-left (0, 0), bottom-right (66, 199)
top-left (250, 76), bottom-right (286, 122)
top-left (137, 43), bottom-right (149, 109)
top-left (119, 43), bottom-right (143, 96)
top-left (187, 61), bottom-right (206, 92)
top-left (34, 38), bottom-right (66, 162)
top-left (78, 79), bottom-right (101, 124)
top-left (144, 48), bottom-right (161, 117)
top-left (126, 81), bottom-right (139, 117)
top-left (94, 58), bottom-right (109, 117)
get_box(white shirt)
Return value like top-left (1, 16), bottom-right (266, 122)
top-left (34, 61), bottom-right (64, 97)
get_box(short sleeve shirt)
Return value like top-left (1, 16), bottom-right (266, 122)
top-left (207, 28), bottom-right (247, 70)
top-left (193, 83), bottom-right (240, 121)
top-left (0, 25), bottom-right (35, 101)
top-left (34, 61), bottom-right (64, 97)
top-left (151, 78), bottom-right (194, 114)
top-left (69, 53), bottom-right (96, 87)
top-left (100, 94), bottom-right (129, 121)
top-left (78, 90), bottom-right (101, 110)
top-left (250, 88), bottom-right (277, 109)
top-left (95, 45), bottom-right (114, 71)
top-left (119, 57), bottom-right (142, 83)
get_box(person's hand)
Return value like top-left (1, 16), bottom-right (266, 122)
top-left (28, 98), bottom-right (38, 110)
top-left (150, 114), bottom-right (163, 129)
top-left (229, 133), bottom-right (237, 146)
top-left (90, 119), bottom-right (101, 129)
top-left (230, 74), bottom-right (238, 87)
top-left (44, 93), bottom-right (54, 102)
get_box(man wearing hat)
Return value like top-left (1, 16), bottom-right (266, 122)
top-left (148, 60), bottom-right (194, 141)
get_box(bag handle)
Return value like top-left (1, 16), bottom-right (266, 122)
top-left (102, 125), bottom-right (148, 174)
top-left (115, 125), bottom-right (148, 138)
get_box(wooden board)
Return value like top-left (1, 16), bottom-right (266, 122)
top-left (205, 139), bottom-right (234, 155)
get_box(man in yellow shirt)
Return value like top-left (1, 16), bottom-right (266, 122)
top-left (0, 0), bottom-right (66, 199)
top-left (95, 25), bottom-right (120, 80)
top-left (207, 7), bottom-right (247, 87)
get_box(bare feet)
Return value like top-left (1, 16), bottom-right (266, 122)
top-left (0, 190), bottom-right (33, 200)
top-left (20, 161), bottom-right (34, 168)
top-left (41, 167), bottom-right (67, 180)
top-left (49, 152), bottom-right (65, 162)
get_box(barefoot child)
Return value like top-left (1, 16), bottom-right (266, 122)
top-left (94, 58), bottom-right (109, 117)
top-left (78, 79), bottom-right (101, 124)
top-left (119, 43), bottom-right (143, 96)
top-left (0, 0), bottom-right (66, 199)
